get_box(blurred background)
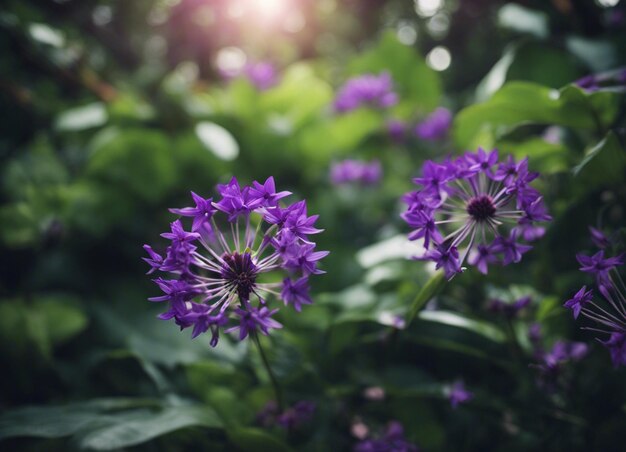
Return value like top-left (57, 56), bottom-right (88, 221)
top-left (1, 0), bottom-right (625, 450)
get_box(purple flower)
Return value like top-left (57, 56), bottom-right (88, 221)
top-left (601, 332), bottom-right (626, 368)
top-left (355, 421), bottom-right (419, 452)
top-left (227, 306), bottom-right (282, 340)
top-left (577, 250), bottom-right (624, 287)
top-left (563, 286), bottom-right (593, 319)
top-left (144, 177), bottom-right (327, 346)
top-left (281, 277), bottom-right (312, 312)
top-left (488, 295), bottom-right (532, 317)
top-left (415, 107), bottom-right (452, 141)
top-left (575, 74), bottom-right (599, 92)
top-left (256, 400), bottom-right (316, 430)
top-left (330, 159), bottom-right (382, 186)
top-left (387, 119), bottom-right (407, 143)
top-left (334, 72), bottom-right (398, 113)
top-left (418, 244), bottom-right (461, 280)
top-left (245, 61), bottom-right (279, 91)
top-left (448, 380), bottom-right (473, 409)
top-left (589, 227), bottom-right (610, 249)
top-left (565, 227), bottom-right (626, 367)
top-left (276, 401), bottom-right (316, 430)
top-left (402, 150), bottom-right (549, 279)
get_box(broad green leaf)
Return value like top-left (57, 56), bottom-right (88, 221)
top-left (195, 122), bottom-right (239, 161)
top-left (356, 234), bottom-right (423, 268)
top-left (0, 398), bottom-right (160, 440)
top-left (227, 427), bottom-right (293, 452)
top-left (55, 103), bottom-right (108, 131)
top-left (498, 4), bottom-right (548, 38)
top-left (416, 310), bottom-right (506, 343)
top-left (497, 137), bottom-right (569, 174)
top-left (454, 82), bottom-right (598, 148)
top-left (77, 405), bottom-right (222, 450)
top-left (573, 131), bottom-right (626, 189)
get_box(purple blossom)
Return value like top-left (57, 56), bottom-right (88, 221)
top-left (169, 191), bottom-right (217, 232)
top-left (227, 306), bottom-right (282, 340)
top-left (354, 421), bottom-right (419, 452)
top-left (276, 401), bottom-right (316, 429)
top-left (256, 400), bottom-right (316, 430)
top-left (577, 250), bottom-right (624, 287)
top-left (144, 177), bottom-right (327, 346)
top-left (402, 150), bottom-right (549, 279)
top-left (334, 72), bottom-right (398, 113)
top-left (564, 227), bottom-right (626, 367)
top-left (330, 159), bottom-right (382, 186)
top-left (563, 286), bottom-right (593, 319)
top-left (448, 380), bottom-right (473, 409)
top-left (387, 119), bottom-right (407, 143)
top-left (589, 227), bottom-right (610, 249)
top-left (245, 61), bottom-right (279, 91)
top-left (281, 276), bottom-right (312, 312)
top-left (415, 107), bottom-right (452, 141)
top-left (602, 332), bottom-right (626, 368)
top-left (488, 295), bottom-right (532, 317)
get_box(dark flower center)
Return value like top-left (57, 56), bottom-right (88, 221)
top-left (466, 195), bottom-right (496, 221)
top-left (221, 252), bottom-right (258, 300)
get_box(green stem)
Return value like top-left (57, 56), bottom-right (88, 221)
top-left (252, 331), bottom-right (284, 412)
top-left (405, 272), bottom-right (446, 328)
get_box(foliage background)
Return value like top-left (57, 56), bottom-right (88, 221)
top-left (0, 0), bottom-right (625, 450)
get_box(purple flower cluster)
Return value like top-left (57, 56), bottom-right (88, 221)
top-left (563, 227), bottom-right (626, 367)
top-left (401, 148), bottom-right (551, 279)
top-left (488, 295), bottom-right (531, 318)
top-left (330, 159), bottom-right (382, 186)
top-left (334, 72), bottom-right (398, 113)
top-left (414, 107), bottom-right (452, 141)
top-left (354, 421), bottom-right (419, 452)
top-left (245, 61), bottom-right (279, 91)
top-left (143, 177), bottom-right (328, 347)
top-left (257, 400), bottom-right (316, 430)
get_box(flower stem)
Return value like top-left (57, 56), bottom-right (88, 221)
top-left (406, 272), bottom-right (446, 328)
top-left (252, 331), bottom-right (284, 412)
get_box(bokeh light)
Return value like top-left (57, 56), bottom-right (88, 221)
top-left (426, 45), bottom-right (451, 71)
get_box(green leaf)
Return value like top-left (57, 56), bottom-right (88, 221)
top-left (573, 131), bottom-right (626, 189)
top-left (498, 4), bottom-right (548, 38)
top-left (416, 310), bottom-right (506, 343)
top-left (195, 122), bottom-right (240, 161)
top-left (454, 82), bottom-right (598, 148)
top-left (227, 427), bottom-right (293, 452)
top-left (406, 273), bottom-right (446, 327)
top-left (55, 103), bottom-right (108, 131)
top-left (77, 405), bottom-right (222, 450)
top-left (349, 31), bottom-right (441, 112)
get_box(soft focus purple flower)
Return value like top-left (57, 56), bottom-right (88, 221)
top-left (575, 75), bottom-right (599, 92)
top-left (256, 400), bottom-right (316, 430)
top-left (601, 332), bottom-right (626, 368)
top-left (144, 176), bottom-right (327, 346)
top-left (276, 401), bottom-right (316, 429)
top-left (589, 227), bottom-right (610, 249)
top-left (245, 61), bottom-right (279, 91)
top-left (334, 72), bottom-right (398, 113)
top-left (402, 149), bottom-right (549, 279)
top-left (448, 380), bottom-right (473, 409)
top-left (330, 159), bottom-right (382, 186)
top-left (354, 421), bottom-right (419, 452)
top-left (387, 119), bottom-right (407, 143)
top-left (488, 295), bottom-right (531, 317)
top-left (565, 227), bottom-right (626, 367)
top-left (414, 107), bottom-right (452, 141)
